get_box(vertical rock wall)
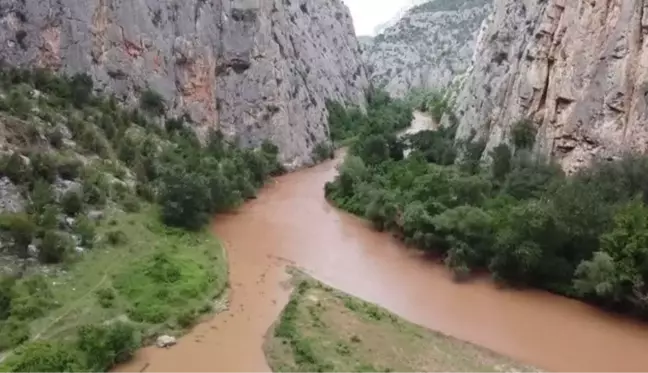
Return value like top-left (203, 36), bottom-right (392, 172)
top-left (455, 0), bottom-right (648, 172)
top-left (0, 0), bottom-right (368, 167)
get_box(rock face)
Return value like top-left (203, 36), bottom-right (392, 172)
top-left (363, 0), bottom-right (491, 97)
top-left (454, 0), bottom-right (648, 173)
top-left (0, 0), bottom-right (368, 167)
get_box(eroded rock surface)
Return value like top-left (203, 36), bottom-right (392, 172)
top-left (363, 0), bottom-right (491, 97)
top-left (0, 0), bottom-right (368, 167)
top-left (454, 0), bottom-right (648, 173)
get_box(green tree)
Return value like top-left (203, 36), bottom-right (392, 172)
top-left (490, 143), bottom-right (512, 181)
top-left (1, 214), bottom-right (36, 258)
top-left (62, 190), bottom-right (84, 216)
top-left (159, 169), bottom-right (210, 230)
top-left (511, 119), bottom-right (536, 149)
top-left (39, 230), bottom-right (74, 264)
top-left (76, 322), bottom-right (139, 371)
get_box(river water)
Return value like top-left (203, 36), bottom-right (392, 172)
top-left (119, 127), bottom-right (648, 372)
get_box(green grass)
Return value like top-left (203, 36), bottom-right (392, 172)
top-left (264, 272), bottom-right (537, 372)
top-left (13, 205), bottom-right (228, 346)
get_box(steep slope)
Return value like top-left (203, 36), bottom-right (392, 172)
top-left (0, 0), bottom-right (368, 168)
top-left (454, 0), bottom-right (648, 173)
top-left (363, 0), bottom-right (491, 97)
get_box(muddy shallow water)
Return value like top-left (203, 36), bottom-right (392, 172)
top-left (119, 152), bottom-right (648, 372)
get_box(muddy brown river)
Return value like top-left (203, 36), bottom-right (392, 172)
top-left (119, 152), bottom-right (648, 372)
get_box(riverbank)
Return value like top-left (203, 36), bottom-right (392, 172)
top-left (0, 206), bottom-right (229, 370)
top-left (264, 271), bottom-right (535, 372)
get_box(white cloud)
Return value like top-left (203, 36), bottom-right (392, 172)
top-left (342, 0), bottom-right (411, 36)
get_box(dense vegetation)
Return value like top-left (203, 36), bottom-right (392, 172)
top-left (327, 88), bottom-right (412, 149)
top-left (0, 67), bottom-right (278, 370)
top-left (326, 95), bottom-right (648, 319)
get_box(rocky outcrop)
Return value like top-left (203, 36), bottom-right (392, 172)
top-left (454, 0), bottom-right (648, 173)
top-left (0, 0), bottom-right (368, 167)
top-left (363, 0), bottom-right (491, 97)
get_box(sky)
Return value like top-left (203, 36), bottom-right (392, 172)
top-left (342, 0), bottom-right (411, 36)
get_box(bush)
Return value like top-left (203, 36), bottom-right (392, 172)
top-left (490, 143), bottom-right (512, 181)
top-left (3, 152), bottom-right (30, 184)
top-left (76, 322), bottom-right (140, 371)
top-left (29, 152), bottom-right (58, 183)
top-left (95, 287), bottom-right (116, 309)
top-left (121, 194), bottom-right (141, 213)
top-left (29, 179), bottom-right (54, 214)
top-left (106, 230), bottom-right (128, 246)
top-left (47, 127), bottom-right (65, 148)
top-left (74, 216), bottom-right (96, 248)
top-left (35, 204), bottom-right (60, 231)
top-left (0, 318), bottom-right (30, 350)
top-left (62, 190), bottom-right (84, 216)
top-left (39, 230), bottom-right (74, 264)
top-left (511, 119), bottom-right (536, 149)
top-left (312, 142), bottom-right (334, 163)
top-left (0, 214), bottom-right (36, 258)
top-left (140, 88), bottom-right (166, 116)
top-left (58, 157), bottom-right (83, 180)
top-left (0, 277), bottom-right (14, 321)
top-left (177, 309), bottom-right (198, 328)
top-left (159, 170), bottom-right (210, 230)
top-left (0, 341), bottom-right (83, 372)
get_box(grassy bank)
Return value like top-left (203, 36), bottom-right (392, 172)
top-left (30, 205), bottom-right (227, 341)
top-left (0, 205), bottom-right (228, 371)
top-left (264, 273), bottom-right (534, 372)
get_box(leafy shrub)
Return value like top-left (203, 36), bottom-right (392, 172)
top-left (0, 214), bottom-right (36, 258)
top-left (57, 157), bottom-right (83, 180)
top-left (39, 230), bottom-right (74, 264)
top-left (61, 189), bottom-right (84, 216)
top-left (29, 179), bottom-right (54, 214)
top-left (9, 276), bottom-right (57, 321)
top-left (177, 309), bottom-right (197, 328)
top-left (74, 216), bottom-right (96, 248)
top-left (0, 277), bottom-right (14, 321)
top-left (95, 287), bottom-right (116, 309)
top-left (490, 143), bottom-right (512, 181)
top-left (3, 152), bottom-right (30, 184)
top-left (47, 126), bottom-right (65, 148)
top-left (28, 151), bottom-right (58, 183)
top-left (0, 318), bottom-right (30, 350)
top-left (139, 88), bottom-right (166, 116)
top-left (79, 126), bottom-right (111, 158)
top-left (76, 322), bottom-right (140, 371)
top-left (0, 340), bottom-right (83, 372)
top-left (511, 119), bottom-right (536, 149)
top-left (36, 204), bottom-right (60, 231)
top-left (312, 142), bottom-right (334, 163)
top-left (106, 230), bottom-right (128, 246)
top-left (159, 170), bottom-right (210, 230)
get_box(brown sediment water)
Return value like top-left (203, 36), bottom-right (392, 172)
top-left (118, 151), bottom-right (648, 373)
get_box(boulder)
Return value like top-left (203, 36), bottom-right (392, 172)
top-left (156, 335), bottom-right (177, 348)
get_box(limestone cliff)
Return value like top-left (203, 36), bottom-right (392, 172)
top-left (363, 0), bottom-right (491, 97)
top-left (454, 0), bottom-right (648, 173)
top-left (0, 0), bottom-right (368, 168)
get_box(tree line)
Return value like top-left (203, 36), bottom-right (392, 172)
top-left (326, 93), bottom-right (648, 319)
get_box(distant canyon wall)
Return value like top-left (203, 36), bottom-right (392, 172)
top-left (363, 0), bottom-right (491, 97)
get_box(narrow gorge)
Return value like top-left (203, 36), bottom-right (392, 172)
top-left (1, 0), bottom-right (648, 372)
